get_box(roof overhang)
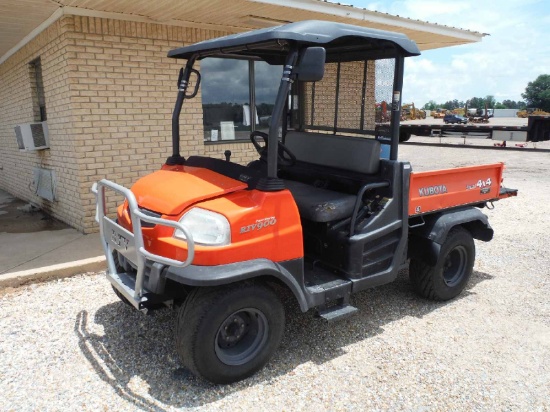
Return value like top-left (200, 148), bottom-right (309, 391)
top-left (0, 0), bottom-right (485, 65)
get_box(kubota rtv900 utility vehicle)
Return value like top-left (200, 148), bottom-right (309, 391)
top-left (93, 21), bottom-right (516, 384)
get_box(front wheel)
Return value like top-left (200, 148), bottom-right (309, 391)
top-left (409, 227), bottom-right (475, 301)
top-left (176, 282), bottom-right (285, 384)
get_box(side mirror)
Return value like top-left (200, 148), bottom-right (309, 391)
top-left (295, 47), bottom-right (325, 82)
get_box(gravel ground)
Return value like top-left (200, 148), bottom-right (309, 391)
top-left (1, 143), bottom-right (549, 411)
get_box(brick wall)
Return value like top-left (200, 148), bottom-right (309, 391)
top-left (67, 16), bottom-right (224, 232)
top-left (204, 142), bottom-right (259, 165)
top-left (0, 15), bottom-right (263, 233)
top-left (303, 61), bottom-right (376, 131)
top-left (0, 17), bottom-right (82, 227)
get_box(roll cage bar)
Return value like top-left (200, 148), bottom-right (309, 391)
top-left (166, 20), bottom-right (420, 187)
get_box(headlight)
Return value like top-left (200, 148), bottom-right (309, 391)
top-left (174, 208), bottom-right (231, 246)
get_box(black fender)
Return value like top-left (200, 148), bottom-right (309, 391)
top-left (164, 258), bottom-right (310, 312)
top-left (408, 207), bottom-right (493, 265)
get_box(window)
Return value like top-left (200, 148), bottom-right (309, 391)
top-left (299, 58), bottom-right (396, 138)
top-left (201, 58), bottom-right (282, 142)
top-left (29, 58), bottom-right (47, 122)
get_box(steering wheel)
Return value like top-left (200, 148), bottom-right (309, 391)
top-left (250, 131), bottom-right (296, 167)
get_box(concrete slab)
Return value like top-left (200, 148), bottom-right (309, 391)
top-left (0, 189), bottom-right (106, 288)
top-left (0, 229), bottom-right (83, 273)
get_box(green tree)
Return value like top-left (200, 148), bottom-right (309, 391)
top-left (468, 97), bottom-right (485, 109)
top-left (484, 95), bottom-right (496, 108)
top-left (499, 100), bottom-right (527, 109)
top-left (442, 99), bottom-right (462, 110)
top-left (495, 102), bottom-right (506, 109)
top-left (423, 100), bottom-right (437, 110)
top-left (521, 74), bottom-right (550, 111)
top-left (501, 99), bottom-right (516, 109)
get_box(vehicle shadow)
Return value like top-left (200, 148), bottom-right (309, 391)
top-left (75, 269), bottom-right (493, 410)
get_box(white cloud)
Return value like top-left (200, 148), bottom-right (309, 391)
top-left (406, 58), bottom-right (437, 73)
top-left (450, 58), bottom-right (468, 71)
top-left (350, 0), bottom-right (550, 105)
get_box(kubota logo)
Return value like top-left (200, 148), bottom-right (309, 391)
top-left (419, 185), bottom-right (448, 197)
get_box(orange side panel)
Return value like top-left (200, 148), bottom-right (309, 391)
top-left (409, 163), bottom-right (504, 216)
top-left (119, 189), bottom-right (303, 266)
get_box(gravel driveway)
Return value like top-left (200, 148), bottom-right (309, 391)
top-left (1, 143), bottom-right (549, 411)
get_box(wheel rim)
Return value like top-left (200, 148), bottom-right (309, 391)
top-left (215, 308), bottom-right (269, 366)
top-left (443, 246), bottom-right (467, 287)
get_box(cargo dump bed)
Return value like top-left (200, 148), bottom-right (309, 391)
top-left (409, 163), bottom-right (517, 216)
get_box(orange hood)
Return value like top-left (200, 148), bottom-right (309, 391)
top-left (131, 167), bottom-right (248, 215)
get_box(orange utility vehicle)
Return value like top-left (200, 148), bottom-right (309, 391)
top-left (93, 21), bottom-right (516, 384)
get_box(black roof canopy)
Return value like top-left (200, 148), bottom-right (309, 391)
top-left (168, 20), bottom-right (420, 63)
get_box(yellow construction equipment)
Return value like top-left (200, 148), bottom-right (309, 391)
top-left (401, 103), bottom-right (426, 120)
top-left (517, 108), bottom-right (550, 118)
top-left (432, 108), bottom-right (448, 119)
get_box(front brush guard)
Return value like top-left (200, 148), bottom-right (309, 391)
top-left (92, 179), bottom-right (195, 311)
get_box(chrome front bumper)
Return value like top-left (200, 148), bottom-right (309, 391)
top-left (92, 179), bottom-right (195, 311)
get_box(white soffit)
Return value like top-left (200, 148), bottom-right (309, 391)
top-left (0, 0), bottom-right (485, 65)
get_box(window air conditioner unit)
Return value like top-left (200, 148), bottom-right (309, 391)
top-left (14, 121), bottom-right (50, 151)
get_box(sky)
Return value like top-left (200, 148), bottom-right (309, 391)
top-left (347, 0), bottom-right (550, 106)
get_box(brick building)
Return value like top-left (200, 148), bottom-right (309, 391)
top-left (0, 1), bottom-right (483, 233)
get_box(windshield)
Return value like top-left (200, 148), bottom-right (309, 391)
top-left (200, 58), bottom-right (283, 142)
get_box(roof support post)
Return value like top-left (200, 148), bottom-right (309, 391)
top-left (390, 54), bottom-right (404, 161)
top-left (266, 49), bottom-right (298, 180)
top-left (167, 57), bottom-right (196, 165)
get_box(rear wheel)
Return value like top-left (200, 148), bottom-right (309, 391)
top-left (409, 227), bottom-right (475, 301)
top-left (176, 282), bottom-right (285, 384)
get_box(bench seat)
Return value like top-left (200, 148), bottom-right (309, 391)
top-left (284, 179), bottom-right (356, 222)
top-left (281, 131), bottom-right (382, 222)
top-left (285, 131), bottom-right (381, 175)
